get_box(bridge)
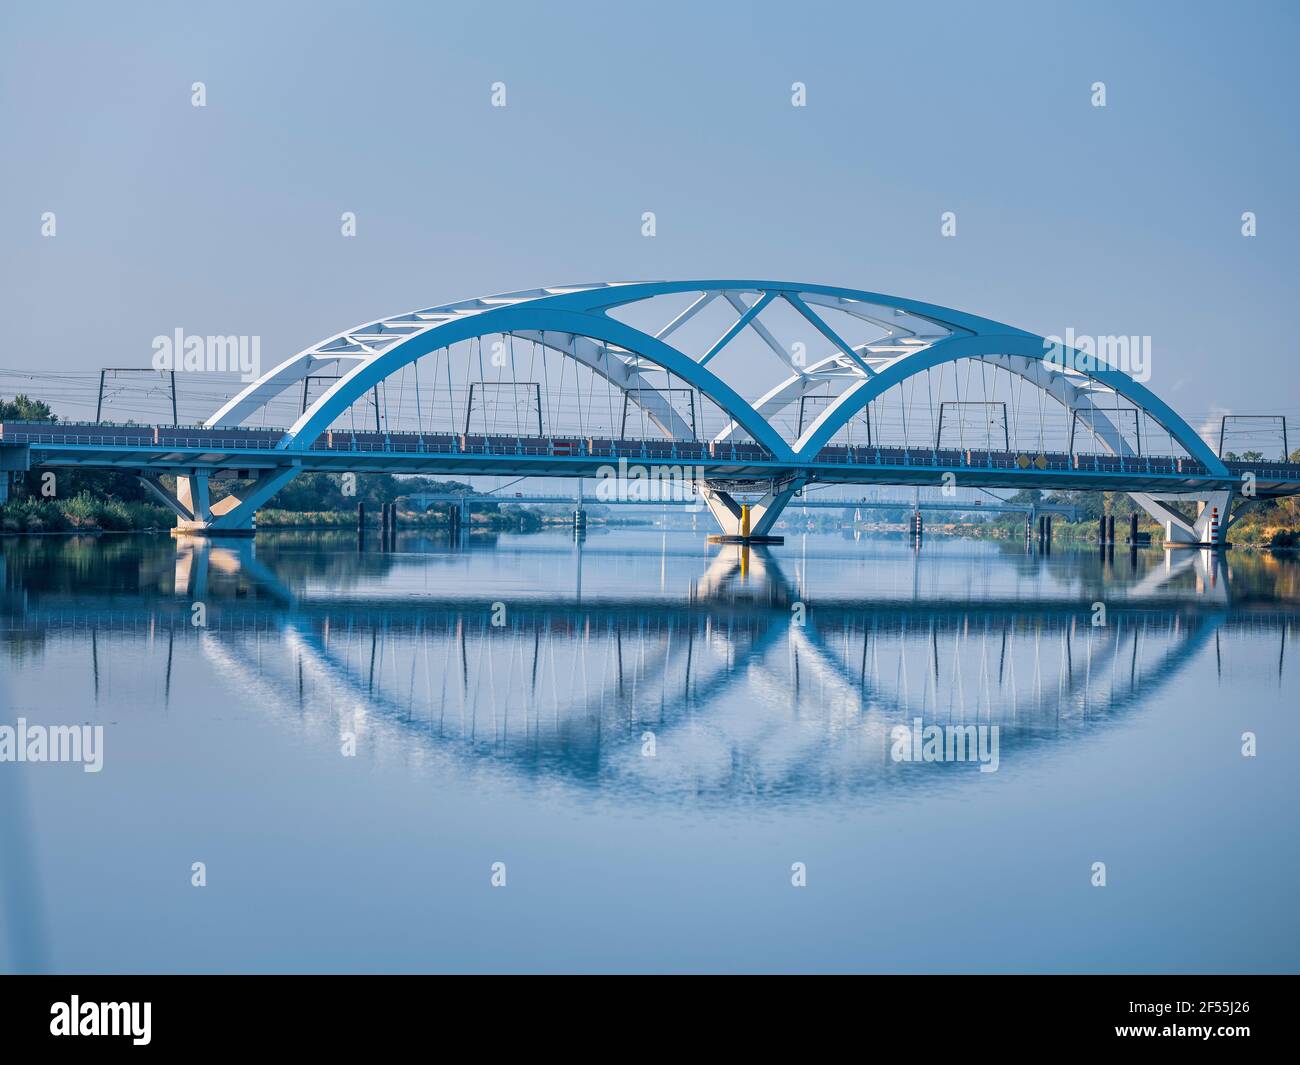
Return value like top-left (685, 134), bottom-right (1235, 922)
top-left (401, 489), bottom-right (1082, 523)
top-left (2, 279), bottom-right (1296, 544)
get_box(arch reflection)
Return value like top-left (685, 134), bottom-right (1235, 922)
top-left (2, 534), bottom-right (1294, 805)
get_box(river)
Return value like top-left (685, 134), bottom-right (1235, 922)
top-left (1, 529), bottom-right (1295, 972)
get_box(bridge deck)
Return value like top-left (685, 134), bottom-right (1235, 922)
top-left (4, 422), bottom-right (1299, 496)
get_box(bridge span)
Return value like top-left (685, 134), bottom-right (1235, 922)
top-left (399, 489), bottom-right (1084, 522)
top-left (2, 280), bottom-right (1296, 544)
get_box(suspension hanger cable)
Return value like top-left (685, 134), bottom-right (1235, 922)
top-left (445, 344), bottom-right (456, 435)
top-left (528, 340), bottom-right (539, 436)
top-left (431, 347), bottom-right (443, 433)
top-left (899, 377), bottom-right (909, 447)
top-left (396, 365), bottom-right (408, 434)
top-left (925, 367), bottom-right (936, 449)
top-left (603, 344), bottom-right (616, 440)
top-left (507, 333), bottom-right (521, 436)
top-left (488, 335), bottom-right (500, 437)
top-left (574, 341), bottom-right (588, 439)
top-left (1036, 369), bottom-right (1046, 453)
top-left (1010, 369), bottom-right (1023, 452)
top-left (474, 336), bottom-right (487, 436)
top-left (540, 332), bottom-right (553, 436)
top-left (413, 356), bottom-right (424, 437)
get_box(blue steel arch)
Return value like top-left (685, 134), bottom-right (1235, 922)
top-left (205, 280), bottom-right (1223, 476)
top-left (284, 304), bottom-right (792, 457)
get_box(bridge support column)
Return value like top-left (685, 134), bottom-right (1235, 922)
top-left (139, 466), bottom-right (300, 537)
top-left (177, 473), bottom-right (211, 526)
top-left (0, 444), bottom-right (28, 505)
top-left (573, 474), bottom-right (587, 537)
top-left (1129, 489), bottom-right (1235, 548)
top-left (139, 472), bottom-right (200, 524)
top-left (700, 484), bottom-right (742, 533)
top-left (700, 477), bottom-right (802, 544)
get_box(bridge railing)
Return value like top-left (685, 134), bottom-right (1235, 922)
top-left (0, 425), bottom-right (286, 451)
top-left (1223, 460), bottom-right (1299, 479)
top-left (8, 421), bottom-right (1300, 482)
top-left (810, 444), bottom-right (1214, 478)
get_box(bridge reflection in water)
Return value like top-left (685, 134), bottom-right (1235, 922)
top-left (2, 532), bottom-right (1292, 802)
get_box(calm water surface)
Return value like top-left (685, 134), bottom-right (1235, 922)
top-left (1, 528), bottom-right (1296, 973)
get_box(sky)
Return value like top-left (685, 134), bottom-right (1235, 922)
top-left (1, 0), bottom-right (1297, 446)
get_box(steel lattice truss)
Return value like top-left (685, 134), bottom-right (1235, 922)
top-left (205, 279), bottom-right (1226, 475)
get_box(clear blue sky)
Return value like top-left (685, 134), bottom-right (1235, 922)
top-left (2, 0), bottom-right (1297, 440)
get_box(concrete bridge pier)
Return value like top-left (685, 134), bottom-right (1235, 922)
top-left (139, 465), bottom-right (300, 537)
top-left (701, 477), bottom-right (802, 545)
top-left (0, 443), bottom-right (31, 504)
top-left (573, 478), bottom-right (587, 538)
top-left (442, 496), bottom-right (466, 541)
top-left (1130, 489), bottom-right (1236, 548)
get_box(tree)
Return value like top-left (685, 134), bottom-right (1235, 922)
top-left (1040, 489), bottom-right (1105, 521)
top-left (13, 468), bottom-right (154, 503)
top-left (0, 394), bottom-right (56, 422)
top-left (264, 472), bottom-right (476, 512)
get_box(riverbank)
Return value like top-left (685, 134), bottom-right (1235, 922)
top-left (1, 497), bottom-right (569, 535)
top-left (0, 495), bottom-right (173, 534)
top-left (828, 517), bottom-right (1300, 552)
top-left (6, 496), bottom-right (1297, 550)
top-left (254, 506), bottom-right (554, 531)
top-left (990, 516), bottom-right (1300, 550)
